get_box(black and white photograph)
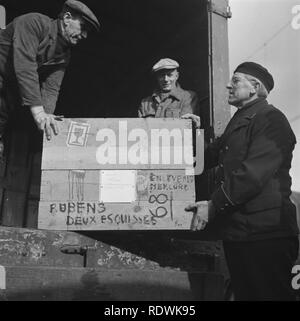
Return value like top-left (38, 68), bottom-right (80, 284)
top-left (0, 0), bottom-right (299, 305)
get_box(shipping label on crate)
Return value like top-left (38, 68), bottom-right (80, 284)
top-left (38, 118), bottom-right (205, 231)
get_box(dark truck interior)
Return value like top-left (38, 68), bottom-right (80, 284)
top-left (3, 0), bottom-right (210, 119)
top-left (1, 0), bottom-right (212, 221)
top-left (0, 1), bottom-right (225, 296)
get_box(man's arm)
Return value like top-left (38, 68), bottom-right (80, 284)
top-left (137, 98), bottom-right (156, 118)
top-left (181, 91), bottom-right (199, 116)
top-left (137, 102), bottom-right (143, 118)
top-left (40, 66), bottom-right (66, 114)
top-left (12, 14), bottom-right (62, 139)
top-left (12, 14), bottom-right (45, 107)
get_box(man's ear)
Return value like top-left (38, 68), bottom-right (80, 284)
top-left (250, 81), bottom-right (259, 95)
top-left (62, 11), bottom-right (72, 25)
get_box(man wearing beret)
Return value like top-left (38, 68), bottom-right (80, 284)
top-left (186, 62), bottom-right (299, 300)
top-left (0, 0), bottom-right (100, 155)
top-left (138, 58), bottom-right (200, 128)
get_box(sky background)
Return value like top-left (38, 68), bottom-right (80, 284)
top-left (228, 0), bottom-right (300, 191)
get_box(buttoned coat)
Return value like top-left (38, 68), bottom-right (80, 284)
top-left (205, 98), bottom-right (299, 241)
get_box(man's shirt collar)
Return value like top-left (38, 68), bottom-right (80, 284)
top-left (152, 83), bottom-right (183, 102)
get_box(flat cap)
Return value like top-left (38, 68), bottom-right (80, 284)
top-left (64, 0), bottom-right (100, 32)
top-left (152, 58), bottom-right (179, 73)
top-left (234, 61), bottom-right (274, 93)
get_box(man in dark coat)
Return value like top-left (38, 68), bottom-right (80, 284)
top-left (0, 0), bottom-right (100, 154)
top-left (186, 62), bottom-right (299, 300)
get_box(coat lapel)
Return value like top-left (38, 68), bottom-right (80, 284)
top-left (222, 99), bottom-right (266, 142)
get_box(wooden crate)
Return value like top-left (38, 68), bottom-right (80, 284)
top-left (38, 118), bottom-right (204, 231)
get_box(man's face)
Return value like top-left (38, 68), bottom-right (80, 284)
top-left (156, 69), bottom-right (179, 92)
top-left (227, 72), bottom-right (256, 107)
top-left (63, 13), bottom-right (89, 46)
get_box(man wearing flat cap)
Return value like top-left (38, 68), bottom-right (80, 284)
top-left (185, 62), bottom-right (299, 300)
top-left (0, 0), bottom-right (100, 155)
top-left (138, 58), bottom-right (200, 127)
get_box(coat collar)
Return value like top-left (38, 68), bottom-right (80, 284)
top-left (152, 83), bottom-right (184, 102)
top-left (233, 97), bottom-right (266, 119)
top-left (223, 98), bottom-right (268, 139)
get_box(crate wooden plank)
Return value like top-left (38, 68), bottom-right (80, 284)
top-left (38, 200), bottom-right (204, 231)
top-left (40, 169), bottom-right (195, 202)
top-left (38, 119), bottom-right (205, 231)
top-left (41, 118), bottom-right (195, 170)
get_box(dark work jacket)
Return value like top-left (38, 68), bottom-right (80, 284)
top-left (138, 84), bottom-right (199, 118)
top-left (205, 98), bottom-right (299, 241)
top-left (0, 13), bottom-right (71, 113)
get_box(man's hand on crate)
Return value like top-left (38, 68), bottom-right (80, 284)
top-left (181, 113), bottom-right (201, 129)
top-left (185, 200), bottom-right (215, 231)
top-left (30, 106), bottom-right (64, 140)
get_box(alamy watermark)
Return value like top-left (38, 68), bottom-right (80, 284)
top-left (68, 120), bottom-right (204, 174)
top-left (95, 122), bottom-right (193, 165)
top-left (291, 4), bottom-right (300, 30)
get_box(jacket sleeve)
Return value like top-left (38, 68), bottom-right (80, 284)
top-left (40, 66), bottom-right (66, 114)
top-left (137, 101), bottom-right (143, 117)
top-left (12, 15), bottom-right (45, 107)
top-left (137, 98), bottom-right (155, 118)
top-left (181, 91), bottom-right (199, 115)
top-left (211, 110), bottom-right (296, 212)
